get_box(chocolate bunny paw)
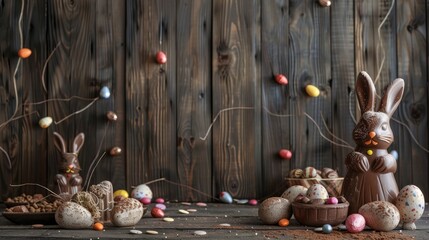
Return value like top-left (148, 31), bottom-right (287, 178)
top-left (346, 152), bottom-right (370, 172)
top-left (371, 154), bottom-right (397, 173)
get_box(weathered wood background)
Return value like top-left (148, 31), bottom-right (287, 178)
top-left (0, 0), bottom-right (427, 202)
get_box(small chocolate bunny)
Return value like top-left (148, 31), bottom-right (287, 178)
top-left (343, 71), bottom-right (404, 214)
top-left (53, 132), bottom-right (85, 196)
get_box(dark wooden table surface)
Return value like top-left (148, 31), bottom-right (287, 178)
top-left (0, 202), bottom-right (428, 239)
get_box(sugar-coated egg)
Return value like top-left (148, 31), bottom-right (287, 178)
top-left (359, 201), bottom-right (400, 232)
top-left (156, 51), bottom-right (167, 64)
top-left (219, 191), bottom-right (233, 204)
top-left (395, 185), bottom-right (425, 230)
top-left (278, 218), bottom-right (290, 227)
top-left (278, 149), bottom-right (292, 159)
top-left (306, 184), bottom-right (329, 200)
top-left (345, 213), bottom-right (365, 233)
top-left (322, 224), bottom-right (332, 233)
top-left (151, 207), bottom-right (165, 218)
top-left (275, 74), bottom-right (288, 85)
top-left (305, 85), bottom-right (320, 97)
top-left (248, 199), bottom-right (258, 206)
top-left (140, 197), bottom-right (151, 205)
top-left (281, 185), bottom-right (308, 203)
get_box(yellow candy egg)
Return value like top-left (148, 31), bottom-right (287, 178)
top-left (305, 85), bottom-right (320, 97)
top-left (113, 189), bottom-right (129, 199)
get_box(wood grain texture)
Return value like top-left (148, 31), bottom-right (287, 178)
top-left (176, 0), bottom-right (212, 201)
top-left (261, 0), bottom-right (292, 197)
top-left (395, 0), bottom-right (428, 195)
top-left (212, 0), bottom-right (261, 198)
top-left (288, 0), bottom-right (332, 170)
top-left (330, 0), bottom-right (356, 176)
top-left (126, 0), bottom-right (178, 199)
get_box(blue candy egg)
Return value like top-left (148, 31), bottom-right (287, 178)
top-left (322, 224), bottom-right (333, 234)
top-left (100, 86), bottom-right (111, 99)
top-left (219, 191), bottom-right (233, 204)
top-left (390, 150), bottom-right (398, 160)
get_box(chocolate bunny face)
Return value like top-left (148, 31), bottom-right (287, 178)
top-left (353, 71), bottom-right (404, 150)
top-left (54, 132), bottom-right (85, 174)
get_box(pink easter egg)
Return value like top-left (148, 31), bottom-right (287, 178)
top-left (346, 213), bottom-right (366, 233)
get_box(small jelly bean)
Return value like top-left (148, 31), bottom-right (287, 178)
top-left (248, 199), bottom-right (258, 206)
top-left (322, 224), bottom-right (333, 234)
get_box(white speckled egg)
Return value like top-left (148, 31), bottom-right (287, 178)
top-left (281, 185), bottom-right (308, 203)
top-left (111, 198), bottom-right (144, 227)
top-left (359, 201), bottom-right (400, 232)
top-left (55, 202), bottom-right (93, 229)
top-left (131, 184), bottom-right (153, 201)
top-left (395, 185), bottom-right (425, 230)
top-left (258, 197), bottom-right (292, 225)
top-left (306, 184), bottom-right (329, 200)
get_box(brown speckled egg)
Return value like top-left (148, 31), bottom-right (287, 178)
top-left (111, 198), bottom-right (144, 227)
top-left (258, 197), bottom-right (292, 225)
top-left (358, 201), bottom-right (400, 232)
top-left (55, 202), bottom-right (93, 229)
top-left (306, 184), bottom-right (329, 200)
top-left (281, 185), bottom-right (308, 203)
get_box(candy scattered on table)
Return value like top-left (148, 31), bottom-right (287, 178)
top-left (248, 199), bottom-right (258, 206)
top-left (155, 203), bottom-right (166, 210)
top-left (219, 192), bottom-right (233, 204)
top-left (322, 224), bottom-right (333, 233)
top-left (235, 199), bottom-right (248, 204)
top-left (151, 207), bottom-right (165, 218)
top-left (146, 230), bottom-right (159, 235)
top-left (130, 229), bottom-right (142, 234)
top-left (163, 217), bottom-right (174, 222)
top-left (278, 218), bottom-right (290, 227)
top-left (140, 197), bottom-right (151, 205)
top-left (155, 198), bottom-right (165, 203)
top-left (194, 230), bottom-right (207, 236)
top-left (196, 202), bottom-right (207, 207)
top-left (32, 224), bottom-right (44, 228)
top-left (178, 209), bottom-right (190, 214)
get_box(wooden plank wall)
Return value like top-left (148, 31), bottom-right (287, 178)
top-left (0, 0), bottom-right (428, 202)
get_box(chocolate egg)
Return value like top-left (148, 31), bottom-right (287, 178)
top-left (55, 202), bottom-right (93, 229)
top-left (395, 185), bottom-right (425, 230)
top-left (131, 184), bottom-right (153, 201)
top-left (109, 147), bottom-right (122, 156)
top-left (111, 198), bottom-right (144, 227)
top-left (358, 201), bottom-right (400, 232)
top-left (106, 111), bottom-right (118, 121)
top-left (281, 185), bottom-right (308, 203)
top-left (258, 197), bottom-right (292, 225)
top-left (306, 184), bottom-right (329, 200)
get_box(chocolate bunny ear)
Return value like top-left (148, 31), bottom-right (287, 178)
top-left (53, 132), bottom-right (67, 153)
top-left (72, 133), bottom-right (85, 154)
top-left (356, 71), bottom-right (376, 115)
top-left (378, 78), bottom-right (405, 117)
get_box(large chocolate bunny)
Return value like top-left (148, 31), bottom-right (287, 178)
top-left (343, 71), bottom-right (404, 214)
top-left (53, 132), bottom-right (85, 196)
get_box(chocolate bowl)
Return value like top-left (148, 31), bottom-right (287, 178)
top-left (292, 201), bottom-right (349, 227)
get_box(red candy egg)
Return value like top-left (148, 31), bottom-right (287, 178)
top-left (275, 74), bottom-right (288, 85)
top-left (151, 207), bottom-right (165, 218)
top-left (248, 199), bottom-right (258, 206)
top-left (346, 213), bottom-right (366, 233)
top-left (140, 197), bottom-right (152, 205)
top-left (156, 51), bottom-right (167, 64)
top-left (278, 149), bottom-right (292, 160)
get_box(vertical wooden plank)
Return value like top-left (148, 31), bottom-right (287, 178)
top-left (395, 0), bottom-right (428, 198)
top-left (126, 0), bottom-right (178, 199)
top-left (261, 0), bottom-right (292, 197)
top-left (288, 0), bottom-right (332, 171)
top-left (46, 0), bottom-right (97, 192)
top-left (176, 0), bottom-right (212, 201)
top-left (331, 0), bottom-right (356, 176)
top-left (212, 0), bottom-right (261, 198)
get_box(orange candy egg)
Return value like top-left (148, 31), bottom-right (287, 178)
top-left (278, 218), bottom-right (290, 227)
top-left (18, 48), bottom-right (32, 58)
top-left (93, 222), bottom-right (104, 231)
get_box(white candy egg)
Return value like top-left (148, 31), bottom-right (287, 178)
top-left (55, 202), bottom-right (93, 229)
top-left (395, 185), bottom-right (425, 230)
top-left (131, 184), bottom-right (153, 201)
top-left (359, 201), bottom-right (400, 232)
top-left (306, 184), bottom-right (329, 200)
top-left (281, 185), bottom-right (308, 203)
top-left (111, 198), bottom-right (144, 227)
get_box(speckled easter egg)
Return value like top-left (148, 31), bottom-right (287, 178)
top-left (306, 184), bottom-right (329, 200)
top-left (303, 167), bottom-right (317, 178)
top-left (131, 184), bottom-right (153, 201)
top-left (359, 201), bottom-right (400, 232)
top-left (111, 198), bottom-right (144, 227)
top-left (258, 197), bottom-right (292, 225)
top-left (345, 213), bottom-right (366, 233)
top-left (55, 202), bottom-right (93, 229)
top-left (395, 185), bottom-right (425, 230)
top-left (281, 185), bottom-right (308, 203)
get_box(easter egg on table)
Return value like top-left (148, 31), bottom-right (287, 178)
top-left (395, 185), bottom-right (425, 230)
top-left (219, 191), bottom-right (233, 204)
top-left (113, 189), bottom-right (129, 199)
top-left (358, 201), bottom-right (400, 232)
top-left (345, 213), bottom-right (366, 233)
top-left (131, 184), bottom-right (153, 201)
top-left (111, 198), bottom-right (144, 227)
top-left (258, 197), bottom-right (292, 225)
top-left (55, 202), bottom-right (93, 229)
